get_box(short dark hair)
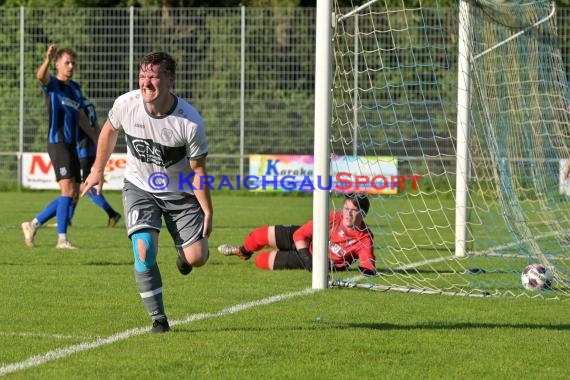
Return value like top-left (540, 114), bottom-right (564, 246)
top-left (56, 47), bottom-right (77, 61)
top-left (345, 193), bottom-right (370, 216)
top-left (139, 52), bottom-right (176, 77)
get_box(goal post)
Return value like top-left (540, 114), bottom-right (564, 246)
top-left (455, 0), bottom-right (472, 259)
top-left (314, 0), bottom-right (570, 298)
top-left (312, 0), bottom-right (333, 290)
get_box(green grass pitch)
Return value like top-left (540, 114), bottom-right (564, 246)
top-left (1, 191), bottom-right (569, 379)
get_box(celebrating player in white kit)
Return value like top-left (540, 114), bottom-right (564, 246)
top-left (82, 52), bottom-right (213, 333)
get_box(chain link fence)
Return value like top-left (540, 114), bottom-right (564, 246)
top-left (0, 6), bottom-right (568, 187)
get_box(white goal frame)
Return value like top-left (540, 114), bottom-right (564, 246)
top-left (312, 0), bottom-right (333, 289)
top-left (312, 0), bottom-right (474, 289)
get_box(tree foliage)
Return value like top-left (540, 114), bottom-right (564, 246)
top-left (2, 0), bottom-right (570, 8)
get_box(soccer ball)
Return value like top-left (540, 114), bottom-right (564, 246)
top-left (521, 263), bottom-right (553, 291)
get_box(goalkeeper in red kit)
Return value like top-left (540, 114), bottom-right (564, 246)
top-left (218, 193), bottom-right (377, 275)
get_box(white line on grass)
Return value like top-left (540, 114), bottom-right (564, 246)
top-left (0, 332), bottom-right (95, 340)
top-left (0, 288), bottom-right (318, 377)
top-left (332, 255), bottom-right (453, 285)
top-left (394, 255), bottom-right (454, 271)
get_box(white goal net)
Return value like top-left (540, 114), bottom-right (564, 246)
top-left (321, 0), bottom-right (570, 298)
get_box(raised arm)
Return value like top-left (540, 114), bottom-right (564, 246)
top-left (37, 44), bottom-right (57, 86)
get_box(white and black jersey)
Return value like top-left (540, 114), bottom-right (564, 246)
top-left (108, 90), bottom-right (208, 198)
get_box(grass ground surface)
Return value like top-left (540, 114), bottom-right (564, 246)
top-left (1, 191), bottom-right (569, 379)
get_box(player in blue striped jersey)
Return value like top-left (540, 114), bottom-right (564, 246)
top-left (21, 44), bottom-right (94, 249)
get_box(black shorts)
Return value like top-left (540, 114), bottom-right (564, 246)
top-left (80, 156), bottom-right (95, 182)
top-left (274, 225), bottom-right (300, 250)
top-left (47, 142), bottom-right (81, 182)
top-left (273, 225), bottom-right (312, 271)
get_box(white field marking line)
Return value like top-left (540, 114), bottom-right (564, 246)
top-left (474, 252), bottom-right (570, 260)
top-left (0, 288), bottom-right (318, 377)
top-left (333, 256), bottom-right (454, 285)
top-left (470, 228), bottom-right (570, 257)
top-left (0, 332), bottom-right (95, 340)
top-left (393, 256), bottom-right (453, 271)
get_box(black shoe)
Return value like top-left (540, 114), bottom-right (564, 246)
top-left (108, 213), bottom-right (121, 227)
top-left (107, 213), bottom-right (121, 228)
top-left (176, 255), bottom-right (193, 275)
top-left (151, 318), bottom-right (170, 333)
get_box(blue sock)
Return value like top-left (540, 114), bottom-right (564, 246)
top-left (88, 192), bottom-right (116, 216)
top-left (56, 196), bottom-right (72, 234)
top-left (36, 198), bottom-right (59, 225)
top-left (68, 203), bottom-right (76, 223)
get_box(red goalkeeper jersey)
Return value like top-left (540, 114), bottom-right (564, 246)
top-left (292, 211), bottom-right (375, 271)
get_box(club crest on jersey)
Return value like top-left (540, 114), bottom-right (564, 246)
top-left (161, 128), bottom-right (174, 142)
top-left (329, 242), bottom-right (345, 257)
top-left (59, 167), bottom-right (68, 177)
top-left (126, 134), bottom-right (186, 168)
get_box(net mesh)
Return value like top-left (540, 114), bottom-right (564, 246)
top-left (329, 0), bottom-right (570, 298)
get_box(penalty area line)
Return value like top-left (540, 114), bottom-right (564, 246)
top-left (0, 288), bottom-right (318, 377)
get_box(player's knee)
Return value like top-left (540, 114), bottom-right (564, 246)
top-left (186, 249), bottom-right (209, 267)
top-left (254, 251), bottom-right (273, 270)
top-left (248, 226), bottom-right (268, 243)
top-left (181, 238), bottom-right (209, 267)
top-left (132, 230), bottom-right (156, 272)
